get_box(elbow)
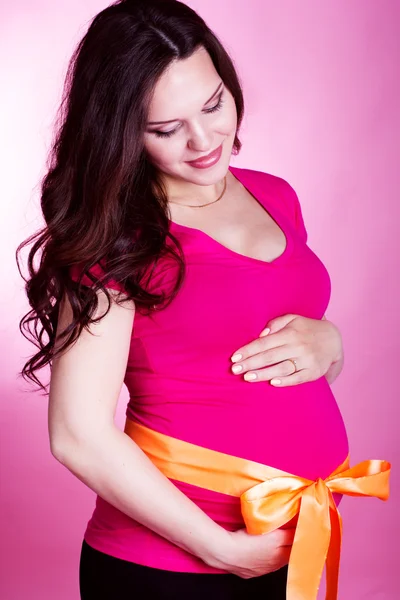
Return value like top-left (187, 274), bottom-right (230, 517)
top-left (49, 435), bottom-right (72, 463)
top-left (49, 422), bottom-right (115, 463)
top-left (49, 426), bottom-right (84, 463)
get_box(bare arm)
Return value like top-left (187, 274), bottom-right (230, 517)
top-left (49, 288), bottom-right (295, 579)
top-left (49, 288), bottom-right (229, 569)
top-left (54, 420), bottom-right (232, 566)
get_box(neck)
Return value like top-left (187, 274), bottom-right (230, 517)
top-left (162, 172), bottom-right (228, 207)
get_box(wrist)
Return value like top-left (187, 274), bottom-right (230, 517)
top-left (326, 320), bottom-right (343, 364)
top-left (200, 528), bottom-right (235, 570)
top-left (326, 354), bottom-right (344, 384)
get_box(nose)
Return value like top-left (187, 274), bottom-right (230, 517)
top-left (187, 122), bottom-right (213, 153)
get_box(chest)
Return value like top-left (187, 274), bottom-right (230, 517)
top-left (168, 184), bottom-right (287, 264)
top-left (133, 240), bottom-right (332, 373)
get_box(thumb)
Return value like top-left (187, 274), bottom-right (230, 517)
top-left (260, 314), bottom-right (297, 337)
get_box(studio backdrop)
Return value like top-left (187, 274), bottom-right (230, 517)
top-left (1, 1), bottom-right (398, 598)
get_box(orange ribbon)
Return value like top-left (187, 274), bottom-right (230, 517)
top-left (124, 418), bottom-right (391, 600)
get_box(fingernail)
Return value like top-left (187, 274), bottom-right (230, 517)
top-left (231, 353), bottom-right (242, 362)
top-left (244, 372), bottom-right (257, 381)
top-left (232, 364), bottom-right (243, 373)
top-left (270, 379), bottom-right (281, 385)
top-left (259, 328), bottom-right (270, 337)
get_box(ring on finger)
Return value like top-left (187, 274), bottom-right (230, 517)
top-left (287, 358), bottom-right (298, 374)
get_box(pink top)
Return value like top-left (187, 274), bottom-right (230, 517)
top-left (69, 165), bottom-right (349, 573)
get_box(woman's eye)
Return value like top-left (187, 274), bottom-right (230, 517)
top-left (152, 95), bottom-right (225, 139)
top-left (154, 129), bottom-right (176, 138)
top-left (204, 96), bottom-right (225, 114)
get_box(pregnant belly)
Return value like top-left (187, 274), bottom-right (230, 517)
top-left (129, 375), bottom-right (349, 483)
top-left (135, 376), bottom-right (349, 533)
top-left (90, 378), bottom-right (349, 568)
top-left (232, 376), bottom-right (350, 481)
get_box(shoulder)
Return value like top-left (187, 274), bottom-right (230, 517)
top-left (69, 259), bottom-right (126, 293)
top-left (231, 165), bottom-right (298, 207)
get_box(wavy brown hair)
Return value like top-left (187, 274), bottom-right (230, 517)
top-left (16, 0), bottom-right (244, 393)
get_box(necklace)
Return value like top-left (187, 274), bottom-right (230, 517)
top-left (168, 175), bottom-right (227, 208)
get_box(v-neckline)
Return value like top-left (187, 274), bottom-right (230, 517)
top-left (168, 165), bottom-right (294, 267)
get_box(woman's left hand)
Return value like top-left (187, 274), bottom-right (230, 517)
top-left (230, 315), bottom-right (344, 387)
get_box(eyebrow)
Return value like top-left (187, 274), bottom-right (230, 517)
top-left (147, 81), bottom-right (224, 126)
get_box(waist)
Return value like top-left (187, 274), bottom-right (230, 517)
top-left (123, 417), bottom-right (391, 600)
top-left (127, 377), bottom-right (349, 481)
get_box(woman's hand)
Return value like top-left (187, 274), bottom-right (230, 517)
top-left (230, 314), bottom-right (344, 387)
top-left (211, 527), bottom-right (295, 579)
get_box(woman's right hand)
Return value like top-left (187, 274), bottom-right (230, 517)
top-left (213, 527), bottom-right (295, 579)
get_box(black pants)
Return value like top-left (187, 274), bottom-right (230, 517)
top-left (79, 539), bottom-right (288, 599)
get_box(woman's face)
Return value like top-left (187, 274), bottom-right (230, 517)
top-left (143, 46), bottom-right (238, 190)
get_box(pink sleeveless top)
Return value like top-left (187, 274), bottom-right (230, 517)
top-left (69, 165), bottom-right (349, 573)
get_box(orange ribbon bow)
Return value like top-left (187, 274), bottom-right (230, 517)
top-left (124, 418), bottom-right (391, 600)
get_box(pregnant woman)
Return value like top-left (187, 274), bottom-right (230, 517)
top-left (17, 1), bottom-right (390, 599)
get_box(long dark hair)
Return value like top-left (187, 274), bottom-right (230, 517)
top-left (16, 0), bottom-right (245, 393)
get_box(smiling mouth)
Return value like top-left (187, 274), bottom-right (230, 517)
top-left (186, 143), bottom-right (222, 164)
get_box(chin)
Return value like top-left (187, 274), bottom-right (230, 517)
top-left (184, 164), bottom-right (229, 185)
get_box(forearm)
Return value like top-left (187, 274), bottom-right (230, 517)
top-left (52, 424), bottom-right (229, 568)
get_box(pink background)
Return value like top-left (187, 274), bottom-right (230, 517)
top-left (1, 1), bottom-right (398, 598)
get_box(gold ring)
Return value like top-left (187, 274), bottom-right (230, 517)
top-left (288, 359), bottom-right (298, 373)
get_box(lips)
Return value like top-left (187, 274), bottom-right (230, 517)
top-left (186, 143), bottom-right (222, 166)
